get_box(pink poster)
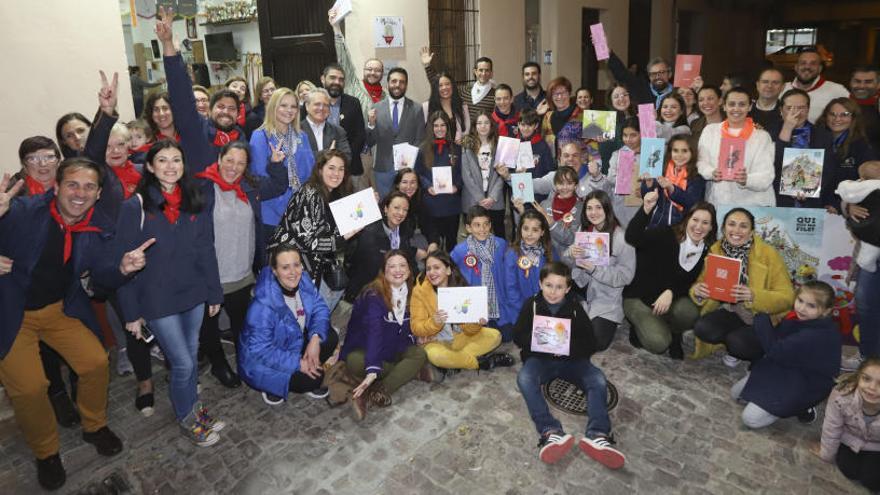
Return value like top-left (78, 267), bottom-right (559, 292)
top-left (638, 104), bottom-right (656, 138)
top-left (530, 315), bottom-right (571, 356)
top-left (590, 23), bottom-right (609, 61)
top-left (615, 149), bottom-right (636, 195)
top-left (718, 137), bottom-right (746, 180)
top-left (673, 54), bottom-right (702, 88)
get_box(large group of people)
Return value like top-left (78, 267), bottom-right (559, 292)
top-left (2, 5), bottom-right (880, 492)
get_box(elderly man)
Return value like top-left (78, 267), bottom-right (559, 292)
top-left (302, 88), bottom-right (352, 163)
top-left (850, 66), bottom-right (880, 150)
top-left (609, 52), bottom-right (673, 108)
top-left (782, 49), bottom-right (849, 123)
top-left (749, 68), bottom-right (785, 130)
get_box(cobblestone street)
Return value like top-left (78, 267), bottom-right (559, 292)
top-left (0, 326), bottom-right (869, 494)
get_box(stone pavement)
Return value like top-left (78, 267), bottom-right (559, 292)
top-left (0, 326), bottom-right (869, 495)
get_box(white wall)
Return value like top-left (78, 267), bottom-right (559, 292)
top-left (480, 0), bottom-right (527, 89)
top-left (0, 0), bottom-right (134, 175)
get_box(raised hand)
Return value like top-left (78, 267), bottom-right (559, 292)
top-left (98, 70), bottom-right (119, 116)
top-left (368, 108), bottom-right (377, 127)
top-left (642, 189), bottom-right (659, 213)
top-left (270, 140), bottom-right (286, 163)
top-left (328, 7), bottom-right (338, 25)
top-left (0, 173), bottom-right (24, 218)
top-left (120, 238), bottom-right (156, 275)
top-left (155, 6), bottom-right (177, 56)
top-left (419, 46), bottom-right (434, 66)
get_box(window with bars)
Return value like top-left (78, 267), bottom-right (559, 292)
top-left (428, 0), bottom-right (480, 86)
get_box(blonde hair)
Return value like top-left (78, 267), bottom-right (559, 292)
top-left (110, 122), bottom-right (131, 142)
top-left (295, 80), bottom-right (317, 97)
top-left (260, 87), bottom-right (301, 136)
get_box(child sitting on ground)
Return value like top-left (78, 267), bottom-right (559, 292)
top-left (730, 281), bottom-right (841, 428)
top-left (513, 262), bottom-right (625, 468)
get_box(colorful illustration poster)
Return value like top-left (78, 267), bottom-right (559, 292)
top-left (673, 54), bottom-right (702, 88)
top-left (517, 141), bottom-right (536, 169)
top-left (589, 23), bottom-right (609, 61)
top-left (639, 137), bottom-right (665, 177)
top-left (374, 16), bottom-right (404, 48)
top-left (615, 149), bottom-right (636, 195)
top-left (531, 315), bottom-right (572, 356)
top-left (511, 173), bottom-right (535, 203)
top-left (437, 286), bottom-right (488, 323)
top-left (432, 166), bottom-right (454, 194)
top-left (718, 137), bottom-right (746, 180)
top-left (638, 104), bottom-right (657, 138)
top-left (581, 110), bottom-right (617, 140)
top-left (780, 148), bottom-right (824, 198)
top-left (574, 231), bottom-right (610, 266)
top-left (328, 187), bottom-right (382, 236)
top-left (818, 213), bottom-right (858, 344)
top-left (496, 136), bottom-right (520, 168)
top-left (705, 254), bottom-right (741, 303)
top-left (392, 143), bottom-right (419, 170)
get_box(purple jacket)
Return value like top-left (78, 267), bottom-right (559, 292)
top-left (340, 291), bottom-right (416, 373)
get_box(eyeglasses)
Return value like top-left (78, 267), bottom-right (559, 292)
top-left (551, 91), bottom-right (569, 98)
top-left (25, 154), bottom-right (59, 165)
top-left (648, 70), bottom-right (670, 79)
top-left (829, 111), bottom-right (853, 119)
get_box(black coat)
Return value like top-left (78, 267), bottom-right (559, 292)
top-left (513, 293), bottom-right (596, 362)
top-left (343, 220), bottom-right (414, 302)
top-left (823, 137), bottom-right (878, 208)
top-left (338, 93), bottom-right (366, 176)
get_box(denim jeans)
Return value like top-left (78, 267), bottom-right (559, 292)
top-left (857, 262), bottom-right (880, 359)
top-left (319, 279), bottom-right (344, 315)
top-left (516, 356), bottom-right (611, 438)
top-left (373, 169), bottom-right (397, 198)
top-left (148, 304), bottom-right (204, 421)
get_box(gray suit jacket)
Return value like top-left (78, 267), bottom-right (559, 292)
top-left (366, 97), bottom-right (425, 173)
top-left (303, 119), bottom-right (352, 163)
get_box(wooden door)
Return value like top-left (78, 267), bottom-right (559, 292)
top-left (256, 0), bottom-right (336, 88)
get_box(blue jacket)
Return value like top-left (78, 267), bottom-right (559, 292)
top-left (415, 144), bottom-right (463, 217)
top-left (640, 173), bottom-right (706, 228)
top-left (451, 236), bottom-right (515, 326)
top-left (248, 128), bottom-right (315, 227)
top-left (741, 314), bottom-right (841, 417)
top-left (238, 267), bottom-right (329, 398)
top-left (502, 247), bottom-right (547, 324)
top-left (0, 194), bottom-right (126, 358)
top-left (115, 186), bottom-right (223, 322)
top-left (340, 291), bottom-right (416, 373)
top-left (165, 53), bottom-right (245, 174)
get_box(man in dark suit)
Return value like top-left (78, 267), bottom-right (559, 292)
top-left (366, 67), bottom-right (426, 196)
top-left (321, 63), bottom-right (367, 190)
top-left (302, 88), bottom-right (352, 166)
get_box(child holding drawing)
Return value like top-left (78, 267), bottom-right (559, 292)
top-left (504, 210), bottom-right (554, 321)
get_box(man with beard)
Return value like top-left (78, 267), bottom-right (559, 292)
top-left (423, 50), bottom-right (496, 123)
top-left (782, 49), bottom-right (849, 124)
top-left (366, 68), bottom-right (426, 196)
top-left (850, 66), bottom-right (880, 150)
top-left (329, 8), bottom-right (386, 119)
top-left (320, 64), bottom-right (367, 189)
top-left (159, 12), bottom-right (245, 174)
top-left (749, 68), bottom-right (785, 130)
top-left (514, 62), bottom-right (548, 115)
top-left (608, 52), bottom-right (673, 108)
top-left (302, 88), bottom-right (352, 165)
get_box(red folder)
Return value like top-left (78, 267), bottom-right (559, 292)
top-left (674, 54), bottom-right (702, 88)
top-left (705, 254), bottom-right (741, 303)
top-left (718, 137), bottom-right (746, 180)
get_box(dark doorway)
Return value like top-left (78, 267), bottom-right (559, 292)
top-left (628, 0), bottom-right (652, 73)
top-left (581, 8), bottom-right (600, 92)
top-left (677, 10), bottom-right (705, 55)
top-left (256, 0), bottom-right (336, 88)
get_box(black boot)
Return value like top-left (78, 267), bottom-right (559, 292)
top-left (668, 333), bottom-right (684, 360)
top-left (210, 358), bottom-right (241, 389)
top-left (36, 454), bottom-right (66, 491)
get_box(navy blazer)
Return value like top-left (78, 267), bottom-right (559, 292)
top-left (338, 93), bottom-right (366, 175)
top-left (0, 194), bottom-right (126, 358)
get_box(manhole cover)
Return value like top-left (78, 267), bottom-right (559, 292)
top-left (542, 378), bottom-right (618, 416)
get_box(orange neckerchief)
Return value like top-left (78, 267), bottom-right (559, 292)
top-left (720, 117), bottom-right (755, 141)
top-left (663, 161), bottom-right (689, 211)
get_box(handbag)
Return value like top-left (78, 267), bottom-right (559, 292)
top-left (322, 258), bottom-right (349, 291)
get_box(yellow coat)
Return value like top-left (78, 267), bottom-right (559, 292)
top-left (410, 276), bottom-right (482, 338)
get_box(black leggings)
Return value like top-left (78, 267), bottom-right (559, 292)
top-left (422, 214), bottom-right (460, 252)
top-left (107, 296), bottom-right (153, 382)
top-left (693, 309), bottom-right (763, 362)
top-left (836, 443), bottom-right (880, 492)
top-left (288, 329), bottom-right (340, 393)
top-left (199, 284), bottom-right (254, 368)
top-left (591, 317), bottom-right (618, 352)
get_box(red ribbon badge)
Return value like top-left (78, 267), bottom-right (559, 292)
top-left (464, 254), bottom-right (479, 276)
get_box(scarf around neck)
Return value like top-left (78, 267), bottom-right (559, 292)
top-left (552, 194), bottom-right (577, 221)
top-left (49, 199), bottom-right (101, 263)
top-left (721, 117), bottom-right (755, 141)
top-left (471, 81), bottom-right (492, 106)
top-left (663, 161), bottom-right (689, 212)
top-left (196, 163), bottom-right (249, 204)
top-left (112, 161), bottom-right (142, 199)
top-left (466, 235), bottom-right (499, 319)
top-left (721, 236), bottom-right (753, 285)
top-left (678, 235), bottom-right (704, 272)
top-left (364, 81), bottom-right (383, 102)
top-left (160, 185), bottom-right (182, 224)
top-left (25, 175), bottom-right (48, 196)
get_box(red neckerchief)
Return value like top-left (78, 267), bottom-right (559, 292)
top-left (130, 142), bottom-right (152, 154)
top-left (155, 132), bottom-right (181, 143)
top-left (854, 93), bottom-right (879, 107)
top-left (783, 310), bottom-right (800, 321)
top-left (48, 199), bottom-right (101, 264)
top-left (213, 128), bottom-right (240, 146)
top-left (161, 186), bottom-right (182, 224)
top-left (236, 102), bottom-right (246, 127)
top-left (195, 163), bottom-right (249, 204)
top-left (434, 139), bottom-right (448, 155)
top-left (112, 161), bottom-right (142, 199)
top-left (551, 194), bottom-right (577, 221)
top-left (492, 109), bottom-right (520, 137)
top-left (721, 117), bottom-right (755, 141)
top-left (25, 175), bottom-right (48, 196)
top-left (663, 161), bottom-right (689, 212)
top-left (524, 132), bottom-right (543, 145)
top-left (795, 76), bottom-right (826, 93)
top-left (364, 81), bottom-right (383, 102)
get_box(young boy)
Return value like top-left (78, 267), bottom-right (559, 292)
top-left (126, 119), bottom-right (153, 165)
top-left (452, 206), bottom-right (515, 340)
top-left (513, 262), bottom-right (625, 468)
top-left (517, 108), bottom-right (555, 180)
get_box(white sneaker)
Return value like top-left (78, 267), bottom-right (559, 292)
top-left (150, 346), bottom-right (165, 362)
top-left (116, 349), bottom-right (134, 376)
top-left (722, 354), bottom-right (741, 368)
top-left (841, 354), bottom-right (864, 372)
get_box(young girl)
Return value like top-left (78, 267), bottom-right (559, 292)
top-left (815, 357), bottom-right (880, 492)
top-left (539, 166), bottom-right (582, 255)
top-left (730, 281), bottom-right (842, 429)
top-left (561, 190), bottom-right (636, 351)
top-left (504, 210), bottom-right (553, 319)
top-left (410, 251), bottom-right (513, 375)
top-left (655, 93), bottom-right (692, 141)
top-left (641, 135), bottom-right (706, 228)
top-left (414, 111), bottom-right (463, 252)
top-left (590, 117), bottom-right (641, 227)
top-left (461, 111), bottom-right (505, 238)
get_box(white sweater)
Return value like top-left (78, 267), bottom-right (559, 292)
top-left (696, 123), bottom-right (776, 207)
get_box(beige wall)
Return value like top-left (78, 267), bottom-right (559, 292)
top-left (480, 0), bottom-right (526, 89)
top-left (650, 0), bottom-right (675, 63)
top-left (1, 0), bottom-right (133, 175)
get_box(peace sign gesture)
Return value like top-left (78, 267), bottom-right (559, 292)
top-left (98, 70), bottom-right (119, 116)
top-left (270, 140), bottom-right (286, 163)
top-left (119, 238), bottom-right (156, 275)
top-left (0, 173), bottom-right (24, 219)
top-left (155, 6), bottom-right (178, 56)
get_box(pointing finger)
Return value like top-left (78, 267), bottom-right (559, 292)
top-left (136, 238), bottom-right (157, 252)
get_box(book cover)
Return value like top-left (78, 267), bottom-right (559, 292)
top-left (589, 23), bottom-right (609, 61)
top-left (780, 148), bottom-right (824, 198)
top-left (574, 231), bottom-right (611, 266)
top-left (673, 54), bottom-right (702, 88)
top-left (718, 137), bottom-right (746, 180)
top-left (516, 141), bottom-right (536, 169)
top-left (638, 104), bottom-right (657, 138)
top-left (639, 137), bottom-right (666, 178)
top-left (530, 315), bottom-right (572, 356)
top-left (437, 286), bottom-right (488, 323)
top-left (511, 173), bottom-right (535, 203)
top-left (614, 149), bottom-right (636, 195)
top-left (581, 110), bottom-right (617, 140)
top-left (705, 254), bottom-right (742, 303)
top-left (328, 187), bottom-right (383, 236)
top-left (495, 136), bottom-right (520, 168)
top-left (392, 143), bottom-right (419, 170)
top-left (432, 166), bottom-right (454, 194)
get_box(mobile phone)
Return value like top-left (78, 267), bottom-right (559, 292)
top-left (140, 323), bottom-right (155, 343)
